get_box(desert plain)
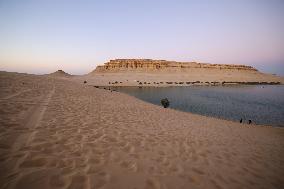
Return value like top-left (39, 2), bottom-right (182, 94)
top-left (0, 68), bottom-right (284, 189)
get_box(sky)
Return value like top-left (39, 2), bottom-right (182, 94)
top-left (0, 0), bottom-right (284, 75)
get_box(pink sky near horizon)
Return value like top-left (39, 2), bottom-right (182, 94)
top-left (0, 0), bottom-right (283, 75)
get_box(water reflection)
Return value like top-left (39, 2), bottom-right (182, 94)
top-left (111, 85), bottom-right (284, 127)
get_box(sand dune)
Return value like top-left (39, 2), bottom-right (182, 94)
top-left (47, 70), bottom-right (72, 78)
top-left (0, 71), bottom-right (283, 189)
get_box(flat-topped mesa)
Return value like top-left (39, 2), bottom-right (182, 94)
top-left (94, 59), bottom-right (258, 73)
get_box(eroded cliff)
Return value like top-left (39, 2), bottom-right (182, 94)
top-left (94, 59), bottom-right (258, 73)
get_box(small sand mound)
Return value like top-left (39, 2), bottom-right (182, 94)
top-left (48, 70), bottom-right (72, 77)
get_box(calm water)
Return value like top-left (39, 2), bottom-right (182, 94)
top-left (112, 85), bottom-right (284, 127)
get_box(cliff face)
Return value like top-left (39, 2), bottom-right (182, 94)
top-left (94, 59), bottom-right (258, 73)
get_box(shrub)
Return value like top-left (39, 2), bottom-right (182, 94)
top-left (161, 98), bottom-right (170, 108)
top-left (84, 81), bottom-right (87, 84)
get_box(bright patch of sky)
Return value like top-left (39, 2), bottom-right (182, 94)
top-left (0, 0), bottom-right (283, 75)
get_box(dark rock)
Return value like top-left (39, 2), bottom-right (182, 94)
top-left (161, 98), bottom-right (170, 108)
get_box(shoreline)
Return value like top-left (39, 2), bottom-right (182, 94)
top-left (94, 85), bottom-right (284, 128)
top-left (71, 70), bottom-right (284, 87)
top-left (93, 83), bottom-right (283, 88)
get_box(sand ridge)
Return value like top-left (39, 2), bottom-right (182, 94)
top-left (0, 71), bottom-right (283, 189)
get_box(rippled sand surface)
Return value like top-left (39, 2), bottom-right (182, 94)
top-left (0, 71), bottom-right (283, 189)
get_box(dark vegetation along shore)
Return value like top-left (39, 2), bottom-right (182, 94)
top-left (90, 80), bottom-right (282, 87)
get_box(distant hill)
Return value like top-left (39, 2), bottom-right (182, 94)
top-left (84, 59), bottom-right (284, 86)
top-left (92, 59), bottom-right (258, 73)
top-left (48, 70), bottom-right (72, 77)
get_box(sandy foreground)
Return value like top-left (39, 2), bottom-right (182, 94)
top-left (0, 71), bottom-right (283, 189)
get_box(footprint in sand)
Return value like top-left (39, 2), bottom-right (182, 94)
top-left (187, 174), bottom-right (200, 185)
top-left (19, 158), bottom-right (48, 168)
top-left (49, 174), bottom-right (66, 188)
top-left (192, 167), bottom-right (205, 175)
top-left (88, 156), bottom-right (105, 166)
top-left (89, 171), bottom-right (111, 189)
top-left (67, 174), bottom-right (88, 189)
top-left (120, 160), bottom-right (138, 172)
top-left (145, 178), bottom-right (161, 189)
top-left (210, 179), bottom-right (223, 189)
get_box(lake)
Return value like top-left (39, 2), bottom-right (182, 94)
top-left (111, 85), bottom-right (284, 127)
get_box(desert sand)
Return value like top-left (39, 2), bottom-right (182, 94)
top-left (0, 71), bottom-right (284, 189)
top-left (75, 72), bottom-right (284, 87)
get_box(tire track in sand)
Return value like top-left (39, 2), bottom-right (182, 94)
top-left (0, 89), bottom-right (32, 101)
top-left (5, 85), bottom-right (56, 188)
top-left (25, 86), bottom-right (55, 146)
top-left (1, 86), bottom-right (55, 188)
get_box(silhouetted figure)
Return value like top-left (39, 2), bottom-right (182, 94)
top-left (161, 98), bottom-right (170, 108)
top-left (248, 120), bottom-right (252, 124)
top-left (240, 119), bottom-right (242, 123)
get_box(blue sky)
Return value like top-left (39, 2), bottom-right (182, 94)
top-left (0, 0), bottom-right (283, 75)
